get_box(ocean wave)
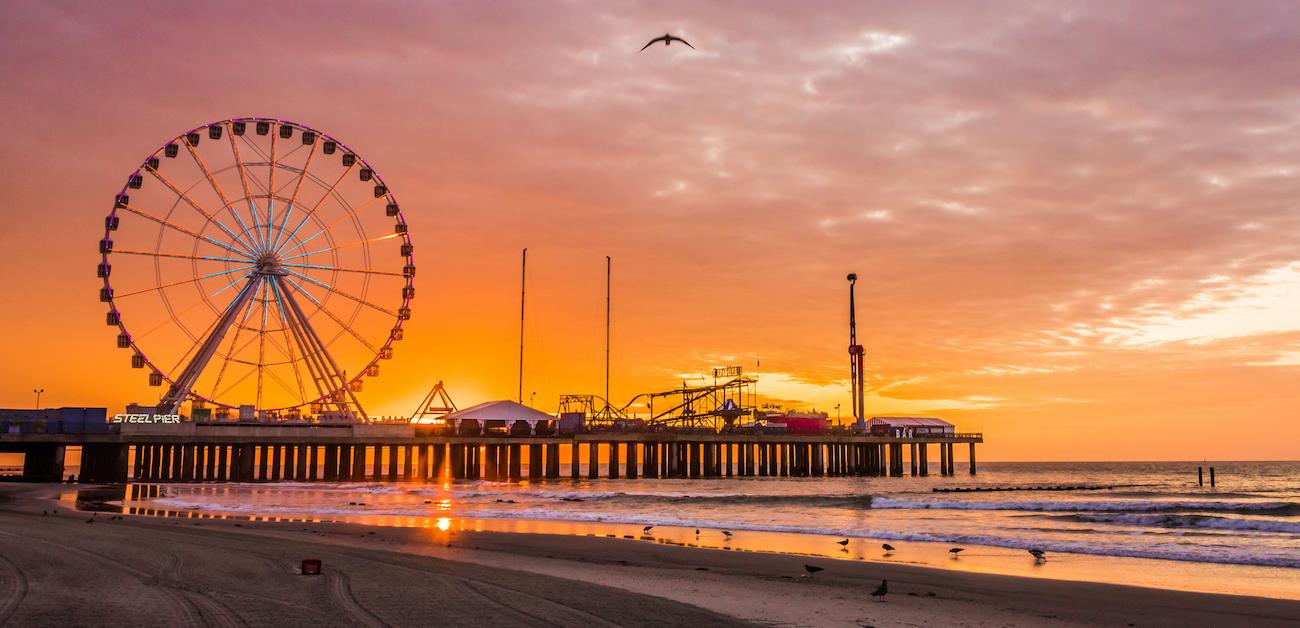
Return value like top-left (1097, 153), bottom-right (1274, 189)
top-left (1056, 513), bottom-right (1300, 534)
top-left (871, 497), bottom-right (1300, 516)
top-left (142, 495), bottom-right (1300, 569)
top-left (453, 508), bottom-right (1300, 569)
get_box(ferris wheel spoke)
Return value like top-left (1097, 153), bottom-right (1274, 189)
top-left (210, 269), bottom-right (258, 298)
top-left (226, 128), bottom-right (270, 254)
top-left (113, 249), bottom-right (250, 264)
top-left (265, 127), bottom-right (279, 263)
top-left (280, 233), bottom-right (402, 263)
top-left (145, 168), bottom-right (260, 257)
top-left (280, 276), bottom-right (378, 353)
top-left (270, 140), bottom-right (318, 253)
top-left (279, 193), bottom-right (388, 257)
top-left (113, 264), bottom-right (255, 299)
top-left (280, 262), bottom-right (403, 278)
top-left (118, 203), bottom-right (256, 261)
top-left (283, 270), bottom-right (396, 317)
top-left (184, 135), bottom-right (264, 256)
top-left (273, 164), bottom-right (356, 257)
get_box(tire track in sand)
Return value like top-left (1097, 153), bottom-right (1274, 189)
top-left (326, 569), bottom-right (388, 628)
top-left (0, 529), bottom-right (223, 628)
top-left (0, 552), bottom-right (28, 622)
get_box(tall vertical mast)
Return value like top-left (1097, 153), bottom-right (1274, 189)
top-left (605, 255), bottom-right (611, 407)
top-left (847, 273), bottom-right (864, 425)
top-left (518, 248), bottom-right (527, 404)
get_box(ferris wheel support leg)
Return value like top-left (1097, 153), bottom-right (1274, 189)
top-left (157, 276), bottom-right (261, 415)
top-left (274, 275), bottom-right (369, 423)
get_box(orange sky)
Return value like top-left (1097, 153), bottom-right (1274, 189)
top-left (1, 2), bottom-right (1298, 460)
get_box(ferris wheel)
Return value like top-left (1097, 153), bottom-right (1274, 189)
top-left (98, 117), bottom-right (414, 421)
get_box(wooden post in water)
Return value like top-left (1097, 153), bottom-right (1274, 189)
top-left (969, 442), bottom-right (976, 475)
top-left (416, 445), bottom-right (429, 481)
top-left (508, 444), bottom-right (522, 480)
top-left (625, 442), bottom-right (637, 479)
top-left (1210, 466), bottom-right (1215, 487)
top-left (570, 443), bottom-right (580, 479)
top-left (588, 442), bottom-right (599, 479)
top-left (352, 445), bottom-right (366, 481)
top-left (529, 444), bottom-right (543, 479)
top-left (270, 446), bottom-right (282, 482)
top-left (215, 444), bottom-right (228, 483)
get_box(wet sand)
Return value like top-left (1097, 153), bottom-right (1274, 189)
top-left (4, 484), bottom-right (1299, 627)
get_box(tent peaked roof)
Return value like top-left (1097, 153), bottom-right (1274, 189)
top-left (867, 416), bottom-right (953, 427)
top-left (443, 399), bottom-right (555, 423)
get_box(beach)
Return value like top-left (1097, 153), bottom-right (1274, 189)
top-left (3, 484), bottom-right (1298, 627)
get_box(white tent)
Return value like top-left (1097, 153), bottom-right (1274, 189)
top-left (866, 416), bottom-right (955, 436)
top-left (442, 400), bottom-right (556, 435)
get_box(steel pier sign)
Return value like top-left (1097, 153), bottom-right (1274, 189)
top-left (112, 413), bottom-right (182, 424)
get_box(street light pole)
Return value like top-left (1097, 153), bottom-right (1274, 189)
top-left (33, 388), bottom-right (44, 410)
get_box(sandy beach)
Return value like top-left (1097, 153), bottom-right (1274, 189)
top-left (0, 485), bottom-right (1296, 627)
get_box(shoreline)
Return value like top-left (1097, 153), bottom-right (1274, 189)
top-left (3, 483), bottom-right (1293, 626)
top-left (118, 482), bottom-right (1300, 601)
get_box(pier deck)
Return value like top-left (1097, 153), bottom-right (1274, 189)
top-left (1, 425), bottom-right (982, 483)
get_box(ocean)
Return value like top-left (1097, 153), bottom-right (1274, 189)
top-left (129, 461), bottom-right (1299, 568)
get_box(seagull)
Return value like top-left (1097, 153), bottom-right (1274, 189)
top-left (642, 525), bottom-right (654, 534)
top-left (871, 579), bottom-right (888, 601)
top-left (640, 33), bottom-right (695, 51)
top-left (949, 547), bottom-right (964, 556)
top-left (722, 530), bottom-right (733, 538)
top-left (1028, 549), bottom-right (1047, 562)
top-left (837, 538), bottom-right (850, 546)
top-left (803, 564), bottom-right (824, 578)
top-left (882, 543), bottom-right (895, 552)
top-left (695, 529), bottom-right (701, 536)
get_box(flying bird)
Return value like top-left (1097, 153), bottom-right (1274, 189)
top-left (640, 33), bottom-right (695, 51)
top-left (949, 547), bottom-right (964, 555)
top-left (722, 530), bottom-right (733, 538)
top-left (837, 538), bottom-right (850, 546)
top-left (1029, 549), bottom-right (1047, 562)
top-left (882, 543), bottom-right (895, 552)
top-left (871, 579), bottom-right (888, 601)
top-left (803, 564), bottom-right (824, 577)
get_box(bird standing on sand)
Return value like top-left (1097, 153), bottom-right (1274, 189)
top-left (949, 547), bottom-right (964, 556)
top-left (803, 564), bottom-right (824, 578)
top-left (1028, 549), bottom-right (1047, 562)
top-left (882, 543), bottom-right (895, 553)
top-left (722, 530), bottom-right (733, 538)
top-left (837, 538), bottom-right (850, 546)
top-left (871, 579), bottom-right (888, 601)
top-left (640, 33), bottom-right (695, 51)
top-left (642, 525), bottom-right (654, 534)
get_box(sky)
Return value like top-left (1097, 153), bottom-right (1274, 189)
top-left (1, 1), bottom-right (1298, 460)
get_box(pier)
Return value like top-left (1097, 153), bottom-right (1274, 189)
top-left (2, 424), bottom-right (982, 484)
